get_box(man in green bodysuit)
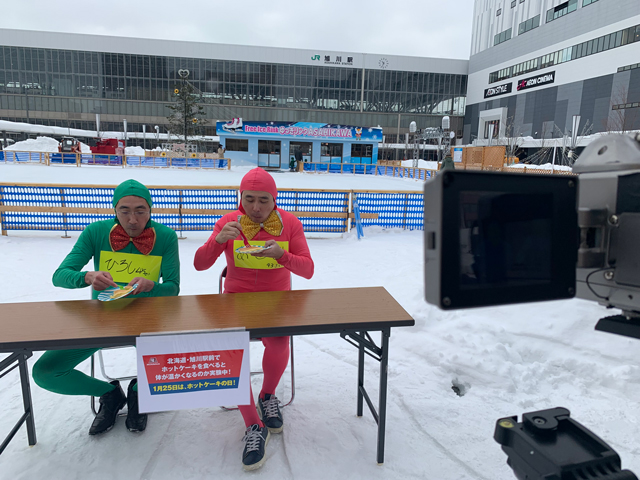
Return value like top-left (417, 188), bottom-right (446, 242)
top-left (32, 179), bottom-right (180, 435)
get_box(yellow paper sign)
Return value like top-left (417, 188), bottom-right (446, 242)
top-left (99, 251), bottom-right (162, 284)
top-left (233, 240), bottom-right (289, 270)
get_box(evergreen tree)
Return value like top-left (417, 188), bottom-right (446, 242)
top-left (165, 80), bottom-right (207, 149)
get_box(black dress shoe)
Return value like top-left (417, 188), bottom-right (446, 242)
top-left (125, 378), bottom-right (148, 433)
top-left (89, 380), bottom-right (126, 435)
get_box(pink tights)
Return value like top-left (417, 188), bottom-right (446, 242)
top-left (239, 336), bottom-right (290, 428)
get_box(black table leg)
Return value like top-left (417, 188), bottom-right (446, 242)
top-left (0, 350), bottom-right (36, 455)
top-left (18, 351), bottom-right (36, 446)
top-left (341, 329), bottom-right (390, 464)
top-left (377, 328), bottom-right (390, 465)
top-left (357, 330), bottom-right (365, 417)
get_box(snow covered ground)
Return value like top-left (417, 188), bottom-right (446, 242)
top-left (0, 163), bottom-right (639, 480)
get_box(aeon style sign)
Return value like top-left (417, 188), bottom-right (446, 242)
top-left (484, 82), bottom-right (512, 99)
top-left (517, 71), bottom-right (555, 91)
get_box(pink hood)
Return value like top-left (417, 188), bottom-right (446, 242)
top-left (238, 168), bottom-right (278, 214)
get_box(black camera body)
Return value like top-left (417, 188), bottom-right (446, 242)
top-left (424, 134), bottom-right (640, 339)
top-left (423, 169), bottom-right (577, 310)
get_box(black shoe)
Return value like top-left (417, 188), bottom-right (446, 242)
top-left (242, 424), bottom-right (270, 471)
top-left (125, 378), bottom-right (148, 433)
top-left (257, 393), bottom-right (283, 433)
top-left (89, 380), bottom-right (126, 435)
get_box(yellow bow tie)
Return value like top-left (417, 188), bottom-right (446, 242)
top-left (239, 210), bottom-right (284, 240)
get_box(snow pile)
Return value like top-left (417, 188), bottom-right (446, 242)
top-left (5, 136), bottom-right (59, 152)
top-left (508, 162), bottom-right (573, 171)
top-left (125, 146), bottom-right (145, 155)
top-left (401, 159), bottom-right (439, 169)
top-left (4, 136), bottom-right (92, 154)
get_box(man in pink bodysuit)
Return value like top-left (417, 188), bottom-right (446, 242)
top-left (194, 167), bottom-right (314, 471)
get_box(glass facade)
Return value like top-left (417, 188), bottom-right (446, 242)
top-left (0, 45), bottom-right (467, 138)
top-left (489, 23), bottom-right (640, 84)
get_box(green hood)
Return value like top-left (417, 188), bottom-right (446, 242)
top-left (112, 179), bottom-right (153, 209)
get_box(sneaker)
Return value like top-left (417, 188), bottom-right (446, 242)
top-left (125, 378), bottom-right (148, 433)
top-left (242, 424), bottom-right (270, 471)
top-left (89, 380), bottom-right (126, 435)
top-left (257, 393), bottom-right (283, 433)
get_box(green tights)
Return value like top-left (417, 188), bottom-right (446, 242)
top-left (32, 348), bottom-right (137, 397)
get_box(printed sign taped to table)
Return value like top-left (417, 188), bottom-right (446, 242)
top-left (99, 251), bottom-right (161, 284)
top-left (136, 331), bottom-right (250, 413)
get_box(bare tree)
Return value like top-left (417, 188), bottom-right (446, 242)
top-left (526, 122), bottom-right (555, 165)
top-left (498, 116), bottom-right (524, 165)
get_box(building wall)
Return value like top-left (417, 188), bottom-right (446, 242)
top-left (466, 0), bottom-right (640, 143)
top-left (0, 29), bottom-right (468, 144)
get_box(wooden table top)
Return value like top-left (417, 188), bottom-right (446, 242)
top-left (0, 287), bottom-right (414, 352)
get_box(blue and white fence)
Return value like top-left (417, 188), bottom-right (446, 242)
top-left (0, 151), bottom-right (230, 169)
top-left (0, 183), bottom-right (424, 236)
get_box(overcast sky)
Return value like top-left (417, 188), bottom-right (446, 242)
top-left (0, 0), bottom-right (475, 60)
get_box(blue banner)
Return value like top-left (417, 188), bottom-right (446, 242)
top-left (217, 119), bottom-right (382, 142)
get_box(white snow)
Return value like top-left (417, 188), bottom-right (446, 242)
top-left (3, 136), bottom-right (92, 154)
top-left (4, 136), bottom-right (60, 152)
top-left (401, 159), bottom-right (439, 170)
top-left (0, 164), bottom-right (639, 480)
top-left (508, 162), bottom-right (573, 171)
top-left (125, 146), bottom-right (146, 155)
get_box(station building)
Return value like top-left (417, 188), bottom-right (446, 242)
top-left (465, 0), bottom-right (640, 146)
top-left (0, 28), bottom-right (467, 161)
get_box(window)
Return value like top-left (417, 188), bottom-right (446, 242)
top-left (518, 14), bottom-right (540, 35)
top-left (351, 143), bottom-right (372, 158)
top-left (511, 0), bottom-right (516, 6)
top-left (258, 140), bottom-right (280, 155)
top-left (546, 0), bottom-right (577, 23)
top-left (583, 0), bottom-right (599, 5)
top-left (321, 143), bottom-right (342, 157)
top-left (494, 28), bottom-right (512, 46)
top-left (496, 8), bottom-right (501, 16)
top-left (225, 139), bottom-right (248, 152)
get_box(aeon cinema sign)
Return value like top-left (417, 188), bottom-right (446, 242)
top-left (517, 71), bottom-right (555, 91)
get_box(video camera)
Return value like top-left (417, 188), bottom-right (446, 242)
top-left (423, 133), bottom-right (640, 340)
top-left (423, 133), bottom-right (640, 479)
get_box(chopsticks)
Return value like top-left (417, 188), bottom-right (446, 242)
top-left (239, 229), bottom-right (250, 247)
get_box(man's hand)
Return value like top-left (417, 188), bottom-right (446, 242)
top-left (127, 277), bottom-right (155, 293)
top-left (216, 221), bottom-right (243, 244)
top-left (85, 271), bottom-right (118, 291)
top-left (251, 240), bottom-right (285, 260)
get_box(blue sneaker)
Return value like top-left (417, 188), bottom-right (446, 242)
top-left (242, 423), bottom-right (270, 471)
top-left (257, 393), bottom-right (283, 433)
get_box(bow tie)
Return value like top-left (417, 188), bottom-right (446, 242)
top-left (109, 224), bottom-right (156, 255)
top-left (239, 210), bottom-right (283, 240)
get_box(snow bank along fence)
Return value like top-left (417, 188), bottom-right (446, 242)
top-left (301, 159), bottom-right (575, 179)
top-left (0, 151), bottom-right (231, 169)
top-left (0, 183), bottom-right (424, 236)
top-left (302, 162), bottom-right (437, 181)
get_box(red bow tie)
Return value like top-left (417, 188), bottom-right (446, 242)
top-left (109, 224), bottom-right (156, 255)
